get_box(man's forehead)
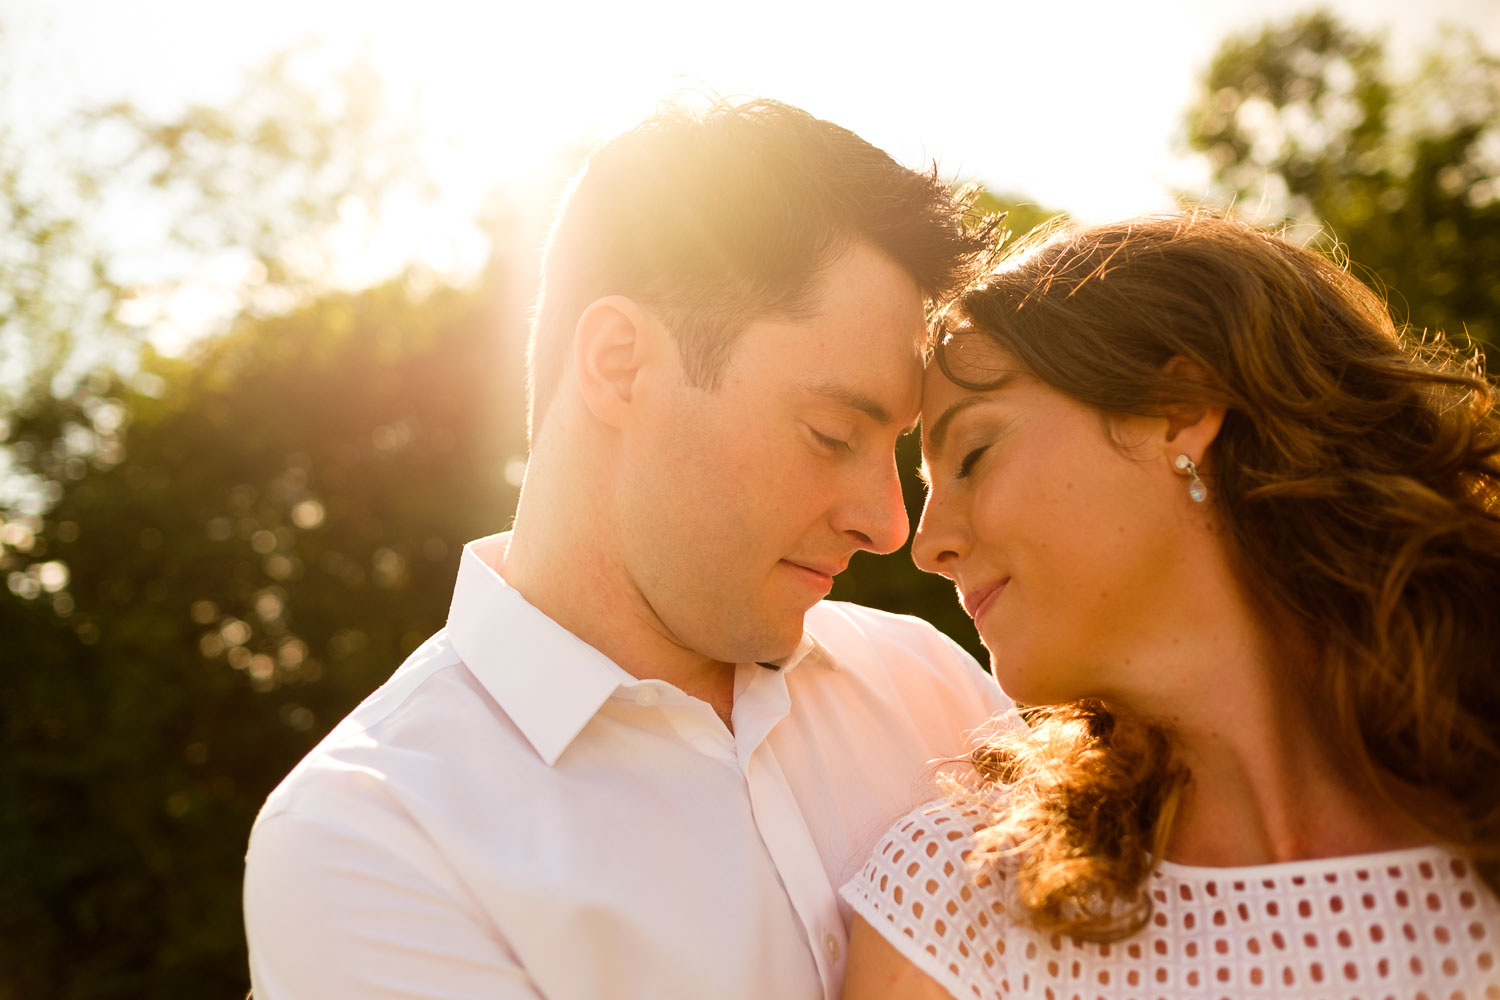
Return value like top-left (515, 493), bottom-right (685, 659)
top-left (796, 365), bottom-right (922, 431)
top-left (797, 376), bottom-right (900, 423)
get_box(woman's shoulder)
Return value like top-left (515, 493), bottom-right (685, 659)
top-left (841, 796), bottom-right (1500, 1000)
top-left (847, 797), bottom-right (998, 893)
top-left (840, 797), bottom-right (1017, 997)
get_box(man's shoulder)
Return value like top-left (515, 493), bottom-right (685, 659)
top-left (803, 600), bottom-right (1008, 714)
top-left (806, 600), bottom-right (977, 672)
top-left (251, 629), bottom-right (521, 831)
top-left (788, 602), bottom-right (1012, 801)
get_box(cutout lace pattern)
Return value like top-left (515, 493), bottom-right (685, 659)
top-left (841, 800), bottom-right (1500, 1000)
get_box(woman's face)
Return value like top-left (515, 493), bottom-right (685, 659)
top-left (913, 352), bottom-right (1191, 706)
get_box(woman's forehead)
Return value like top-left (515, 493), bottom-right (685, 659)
top-left (931, 326), bottom-right (1023, 385)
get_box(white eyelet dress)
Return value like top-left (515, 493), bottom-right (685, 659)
top-left (840, 800), bottom-right (1500, 1000)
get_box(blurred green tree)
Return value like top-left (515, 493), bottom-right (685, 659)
top-left (0, 31), bottom-right (518, 997)
top-left (0, 37), bottom-right (443, 453)
top-left (1, 275), bottom-right (523, 998)
top-left (1185, 11), bottom-right (1500, 349)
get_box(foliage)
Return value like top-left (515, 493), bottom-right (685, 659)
top-left (0, 31), bottom-right (497, 994)
top-left (969, 189), bottom-right (1065, 246)
top-left (0, 97), bottom-right (116, 412)
top-left (17, 13), bottom-right (1499, 994)
top-left (1185, 11), bottom-right (1500, 349)
top-left (90, 48), bottom-right (436, 296)
top-left (0, 40), bottom-right (438, 433)
top-left (0, 275), bottom-right (523, 998)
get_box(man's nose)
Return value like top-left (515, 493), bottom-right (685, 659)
top-left (837, 454), bottom-right (910, 555)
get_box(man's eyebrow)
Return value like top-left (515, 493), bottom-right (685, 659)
top-left (799, 378), bottom-right (894, 424)
top-left (924, 374), bottom-right (1017, 458)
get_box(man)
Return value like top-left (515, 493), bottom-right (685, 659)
top-left (244, 99), bottom-right (1010, 999)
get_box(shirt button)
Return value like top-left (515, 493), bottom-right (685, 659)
top-left (634, 688), bottom-right (660, 707)
top-left (823, 932), bottom-right (841, 962)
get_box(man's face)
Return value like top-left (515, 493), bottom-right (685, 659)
top-left (616, 241), bottom-right (926, 665)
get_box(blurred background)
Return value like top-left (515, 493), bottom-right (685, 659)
top-left (1, 0), bottom-right (1497, 995)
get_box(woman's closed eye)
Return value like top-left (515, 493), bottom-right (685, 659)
top-left (956, 444), bottom-right (990, 479)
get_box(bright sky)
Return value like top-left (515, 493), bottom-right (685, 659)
top-left (4, 0), bottom-right (1498, 341)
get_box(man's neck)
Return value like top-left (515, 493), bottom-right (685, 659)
top-left (502, 488), bottom-right (739, 726)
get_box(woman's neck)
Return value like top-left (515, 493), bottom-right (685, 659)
top-left (1140, 605), bottom-right (1422, 863)
top-left (1163, 702), bottom-right (1428, 867)
top-left (1115, 580), bottom-right (1428, 867)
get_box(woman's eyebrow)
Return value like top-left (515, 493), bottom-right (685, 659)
top-left (924, 373), bottom-right (1019, 457)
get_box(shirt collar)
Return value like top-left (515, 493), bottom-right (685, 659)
top-left (760, 631), bottom-right (836, 673)
top-left (446, 534), bottom-right (631, 766)
top-left (444, 533), bottom-right (836, 766)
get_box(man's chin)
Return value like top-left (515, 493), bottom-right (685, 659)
top-left (749, 644), bottom-right (799, 669)
top-left (723, 616), bottom-right (806, 668)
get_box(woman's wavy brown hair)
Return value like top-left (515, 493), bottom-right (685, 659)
top-left (936, 211), bottom-right (1500, 942)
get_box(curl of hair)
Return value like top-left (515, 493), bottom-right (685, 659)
top-left (940, 210), bottom-right (1500, 941)
top-left (951, 702), bottom-right (1189, 942)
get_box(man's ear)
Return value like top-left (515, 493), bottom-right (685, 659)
top-left (571, 296), bottom-right (665, 429)
top-left (1159, 356), bottom-right (1225, 466)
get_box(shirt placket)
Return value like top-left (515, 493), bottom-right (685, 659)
top-left (734, 664), bottom-right (847, 1000)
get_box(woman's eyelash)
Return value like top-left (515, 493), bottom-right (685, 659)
top-left (956, 445), bottom-right (989, 479)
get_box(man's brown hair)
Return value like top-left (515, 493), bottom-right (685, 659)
top-left (526, 98), bottom-right (992, 441)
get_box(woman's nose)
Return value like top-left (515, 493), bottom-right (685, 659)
top-left (911, 486), bottom-right (966, 577)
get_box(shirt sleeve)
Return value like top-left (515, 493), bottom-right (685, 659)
top-left (245, 809), bottom-right (544, 999)
top-left (839, 800), bottom-right (1008, 1000)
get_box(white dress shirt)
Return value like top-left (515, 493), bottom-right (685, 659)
top-left (244, 533), bottom-right (1010, 1000)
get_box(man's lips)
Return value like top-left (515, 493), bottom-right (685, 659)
top-left (961, 579), bottom-right (1009, 621)
top-left (781, 559), bottom-right (846, 592)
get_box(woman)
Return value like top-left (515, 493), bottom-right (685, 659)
top-left (840, 213), bottom-right (1500, 999)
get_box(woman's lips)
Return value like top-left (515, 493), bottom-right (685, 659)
top-left (962, 579), bottom-right (1008, 622)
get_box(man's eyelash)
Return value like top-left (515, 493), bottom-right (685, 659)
top-left (956, 445), bottom-right (989, 479)
top-left (813, 430), bottom-right (852, 453)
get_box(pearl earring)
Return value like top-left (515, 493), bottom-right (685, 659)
top-left (1174, 454), bottom-right (1208, 503)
